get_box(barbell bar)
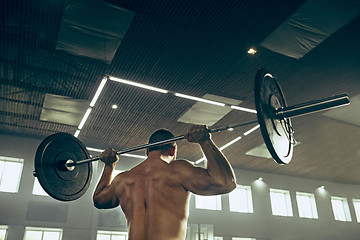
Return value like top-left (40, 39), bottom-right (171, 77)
top-left (66, 119), bottom-right (260, 168)
top-left (66, 92), bottom-right (348, 168)
top-left (33, 68), bottom-right (350, 201)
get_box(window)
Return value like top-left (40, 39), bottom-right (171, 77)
top-left (24, 227), bottom-right (62, 240)
top-left (270, 188), bottom-right (293, 216)
top-left (186, 224), bottom-right (213, 240)
top-left (229, 185), bottom-right (253, 213)
top-left (0, 156), bottom-right (24, 193)
top-left (194, 195), bottom-right (222, 210)
top-left (96, 230), bottom-right (128, 240)
top-left (331, 196), bottom-right (352, 222)
top-left (353, 199), bottom-right (360, 223)
top-left (296, 192), bottom-right (318, 219)
top-left (0, 226), bottom-right (8, 240)
top-left (32, 178), bottom-right (49, 196)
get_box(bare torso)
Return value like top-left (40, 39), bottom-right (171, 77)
top-left (112, 158), bottom-right (190, 240)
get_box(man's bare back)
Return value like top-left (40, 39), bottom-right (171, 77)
top-left (93, 125), bottom-right (236, 240)
top-left (112, 157), bottom-right (191, 240)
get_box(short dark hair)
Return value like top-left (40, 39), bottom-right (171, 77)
top-left (147, 129), bottom-right (176, 153)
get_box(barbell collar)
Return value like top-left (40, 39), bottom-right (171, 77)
top-left (274, 93), bottom-right (349, 120)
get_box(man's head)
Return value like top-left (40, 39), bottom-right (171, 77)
top-left (146, 129), bottom-right (177, 158)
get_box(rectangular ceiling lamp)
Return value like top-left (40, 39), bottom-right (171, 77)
top-left (260, 0), bottom-right (360, 59)
top-left (109, 76), bottom-right (169, 94)
top-left (40, 94), bottom-right (89, 126)
top-left (56, 0), bottom-right (135, 63)
top-left (245, 143), bottom-right (272, 159)
top-left (246, 142), bottom-right (301, 159)
top-left (174, 93), bottom-right (225, 106)
top-left (177, 94), bottom-right (242, 126)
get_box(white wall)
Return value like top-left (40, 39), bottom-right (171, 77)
top-left (0, 133), bottom-right (359, 240)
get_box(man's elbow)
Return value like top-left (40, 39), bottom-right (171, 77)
top-left (93, 196), bottom-right (107, 209)
top-left (224, 179), bottom-right (236, 193)
top-left (93, 197), bottom-right (102, 209)
top-left (215, 178), bottom-right (236, 194)
top-left (93, 195), bottom-right (118, 209)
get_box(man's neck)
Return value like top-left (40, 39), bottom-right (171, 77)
top-left (147, 151), bottom-right (174, 164)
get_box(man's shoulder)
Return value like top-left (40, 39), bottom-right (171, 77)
top-left (169, 159), bottom-right (197, 173)
top-left (171, 159), bottom-right (194, 166)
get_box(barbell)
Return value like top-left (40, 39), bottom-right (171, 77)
top-left (33, 68), bottom-right (350, 201)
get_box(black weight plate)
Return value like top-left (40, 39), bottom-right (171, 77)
top-left (254, 68), bottom-right (293, 164)
top-left (34, 132), bottom-right (92, 201)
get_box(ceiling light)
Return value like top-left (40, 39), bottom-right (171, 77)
top-left (112, 104), bottom-right (118, 109)
top-left (90, 77), bottom-right (107, 107)
top-left (195, 132), bottom-right (246, 164)
top-left (122, 153), bottom-right (147, 159)
top-left (317, 185), bottom-right (327, 195)
top-left (86, 147), bottom-right (104, 152)
top-left (109, 76), bottom-right (169, 94)
top-left (195, 157), bottom-right (206, 165)
top-left (228, 128), bottom-right (234, 131)
top-left (243, 124), bottom-right (260, 136)
top-left (174, 93), bottom-right (225, 106)
top-left (257, 177), bottom-right (263, 181)
top-left (78, 108), bottom-right (92, 130)
top-left (219, 136), bottom-right (242, 151)
top-left (247, 48), bottom-right (257, 55)
top-left (230, 105), bottom-right (257, 113)
top-left (74, 130), bottom-right (80, 138)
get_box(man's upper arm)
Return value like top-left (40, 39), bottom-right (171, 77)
top-left (93, 174), bottom-right (121, 209)
top-left (172, 160), bottom-right (230, 196)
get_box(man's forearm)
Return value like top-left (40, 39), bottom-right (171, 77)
top-left (199, 139), bottom-right (236, 190)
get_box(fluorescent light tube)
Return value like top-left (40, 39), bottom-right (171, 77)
top-left (78, 108), bottom-right (92, 130)
top-left (195, 136), bottom-right (242, 164)
top-left (74, 130), bottom-right (81, 138)
top-left (174, 93), bottom-right (225, 106)
top-left (109, 76), bottom-right (169, 94)
top-left (90, 77), bottom-right (107, 107)
top-left (195, 157), bottom-right (206, 165)
top-left (86, 147), bottom-right (104, 152)
top-left (219, 136), bottom-right (242, 150)
top-left (243, 124), bottom-right (260, 136)
top-left (122, 153), bottom-right (147, 159)
top-left (231, 105), bottom-right (257, 113)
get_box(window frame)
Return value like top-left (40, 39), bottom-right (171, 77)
top-left (331, 196), bottom-right (352, 222)
top-left (0, 156), bottom-right (24, 193)
top-left (194, 194), bottom-right (222, 211)
top-left (269, 188), bottom-right (293, 217)
top-left (229, 185), bottom-right (253, 213)
top-left (186, 223), bottom-right (214, 240)
top-left (296, 192), bottom-right (318, 219)
top-left (96, 230), bottom-right (128, 240)
top-left (0, 225), bottom-right (8, 240)
top-left (353, 198), bottom-right (360, 223)
top-left (24, 227), bottom-right (63, 240)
